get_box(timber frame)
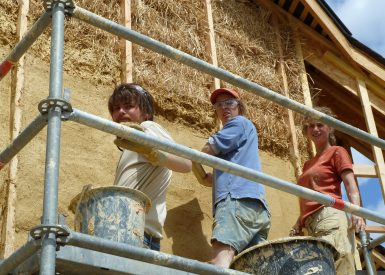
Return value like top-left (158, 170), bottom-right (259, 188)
top-left (258, 0), bottom-right (385, 270)
top-left (1, 0), bottom-right (385, 272)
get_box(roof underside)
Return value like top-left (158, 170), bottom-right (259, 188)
top-left (267, 0), bottom-right (385, 161)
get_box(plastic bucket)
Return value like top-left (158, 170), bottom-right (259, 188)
top-left (73, 186), bottom-right (151, 247)
top-left (231, 236), bottom-right (338, 275)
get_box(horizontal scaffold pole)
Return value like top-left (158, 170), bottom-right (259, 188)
top-left (0, 114), bottom-right (47, 164)
top-left (369, 233), bottom-right (385, 250)
top-left (0, 239), bottom-right (41, 275)
top-left (0, 11), bottom-right (51, 81)
top-left (72, 6), bottom-right (385, 150)
top-left (67, 230), bottom-right (248, 275)
top-left (69, 108), bottom-right (385, 225)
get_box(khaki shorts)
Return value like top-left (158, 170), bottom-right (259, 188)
top-left (305, 207), bottom-right (355, 275)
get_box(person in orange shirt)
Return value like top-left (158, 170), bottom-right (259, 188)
top-left (290, 106), bottom-right (365, 275)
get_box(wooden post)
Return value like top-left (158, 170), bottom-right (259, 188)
top-left (356, 79), bottom-right (385, 200)
top-left (272, 15), bottom-right (301, 179)
top-left (292, 22), bottom-right (316, 158)
top-left (2, 0), bottom-right (29, 258)
top-left (203, 0), bottom-right (220, 90)
top-left (120, 0), bottom-right (133, 83)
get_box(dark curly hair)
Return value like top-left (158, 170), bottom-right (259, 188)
top-left (108, 83), bottom-right (155, 121)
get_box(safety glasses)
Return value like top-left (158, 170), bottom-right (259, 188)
top-left (212, 98), bottom-right (239, 110)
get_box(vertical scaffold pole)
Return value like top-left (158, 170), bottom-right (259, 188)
top-left (39, 2), bottom-right (65, 274)
top-left (359, 232), bottom-right (376, 275)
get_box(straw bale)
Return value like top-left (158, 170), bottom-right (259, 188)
top-left (0, 1), bottom-right (18, 47)
top-left (1, 0), bottom-right (310, 158)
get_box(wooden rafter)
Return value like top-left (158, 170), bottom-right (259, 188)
top-left (2, 0), bottom-right (29, 258)
top-left (353, 164), bottom-right (378, 178)
top-left (323, 51), bottom-right (385, 102)
top-left (120, 0), bottom-right (132, 83)
top-left (255, 0), bottom-right (340, 56)
top-left (304, 52), bottom-right (385, 117)
top-left (203, 0), bottom-right (220, 90)
top-left (272, 14), bottom-right (301, 179)
top-left (356, 80), bottom-right (385, 200)
top-left (301, 0), bottom-right (357, 66)
top-left (303, 0), bottom-right (385, 85)
top-left (291, 22), bottom-right (316, 157)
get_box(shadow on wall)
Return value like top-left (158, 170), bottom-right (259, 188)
top-left (164, 198), bottom-right (212, 262)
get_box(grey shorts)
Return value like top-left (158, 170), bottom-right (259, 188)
top-left (212, 195), bottom-right (270, 253)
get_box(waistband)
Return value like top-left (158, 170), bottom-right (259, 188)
top-left (144, 232), bottom-right (161, 244)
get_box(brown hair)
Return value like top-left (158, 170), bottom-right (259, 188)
top-left (302, 106), bottom-right (336, 145)
top-left (108, 83), bottom-right (155, 121)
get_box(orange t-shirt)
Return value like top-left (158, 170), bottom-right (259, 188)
top-left (298, 146), bottom-right (353, 226)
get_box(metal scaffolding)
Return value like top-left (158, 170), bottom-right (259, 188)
top-left (0, 0), bottom-right (384, 274)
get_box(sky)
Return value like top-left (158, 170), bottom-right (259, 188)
top-left (324, 0), bottom-right (385, 57)
top-left (324, 0), bottom-right (385, 244)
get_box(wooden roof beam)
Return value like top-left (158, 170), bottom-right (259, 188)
top-left (301, 0), bottom-right (358, 67)
top-left (254, 0), bottom-right (339, 56)
top-left (305, 53), bottom-right (385, 117)
top-left (353, 164), bottom-right (377, 178)
top-left (302, 0), bottom-right (385, 84)
top-left (323, 51), bottom-right (385, 101)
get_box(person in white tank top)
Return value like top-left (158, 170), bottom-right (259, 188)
top-left (108, 83), bottom-right (192, 251)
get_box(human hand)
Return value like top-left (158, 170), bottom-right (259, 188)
top-left (351, 215), bottom-right (366, 233)
top-left (289, 220), bottom-right (302, 236)
top-left (114, 123), bottom-right (167, 166)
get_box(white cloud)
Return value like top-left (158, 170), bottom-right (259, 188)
top-left (325, 0), bottom-right (385, 57)
top-left (366, 200), bottom-right (385, 243)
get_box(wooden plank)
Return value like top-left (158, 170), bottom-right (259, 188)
top-left (324, 51), bottom-right (385, 102)
top-left (203, 0), bottom-right (220, 89)
top-left (357, 79), bottom-right (385, 200)
top-left (2, 0), bottom-right (29, 258)
top-left (301, 0), bottom-right (357, 67)
top-left (291, 23), bottom-right (316, 157)
top-left (272, 14), bottom-right (301, 179)
top-left (299, 8), bottom-right (309, 21)
top-left (354, 242), bottom-right (363, 270)
top-left (372, 249), bottom-right (385, 270)
top-left (365, 225), bottom-right (385, 233)
top-left (255, 0), bottom-right (340, 57)
top-left (353, 164), bottom-right (377, 178)
top-left (120, 0), bottom-right (132, 83)
top-left (288, 0), bottom-right (300, 14)
top-left (305, 51), bottom-right (385, 117)
top-left (277, 0), bottom-right (286, 7)
top-left (351, 47), bottom-right (385, 86)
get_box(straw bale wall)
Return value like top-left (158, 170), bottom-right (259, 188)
top-left (0, 0), bottom-right (303, 260)
top-left (0, 0), bottom-right (308, 158)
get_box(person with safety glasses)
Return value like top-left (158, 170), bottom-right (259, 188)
top-left (201, 88), bottom-right (270, 268)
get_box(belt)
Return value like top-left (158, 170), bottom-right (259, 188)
top-left (144, 232), bottom-right (161, 244)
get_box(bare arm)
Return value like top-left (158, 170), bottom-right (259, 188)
top-left (201, 142), bottom-right (215, 155)
top-left (341, 169), bottom-right (366, 233)
top-left (162, 152), bottom-right (192, 173)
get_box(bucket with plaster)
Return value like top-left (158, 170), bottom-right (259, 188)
top-left (71, 186), bottom-right (151, 247)
top-left (230, 236), bottom-right (338, 275)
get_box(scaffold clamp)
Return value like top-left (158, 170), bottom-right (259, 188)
top-left (30, 224), bottom-right (70, 240)
top-left (44, 0), bottom-right (75, 15)
top-left (38, 98), bottom-right (73, 120)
